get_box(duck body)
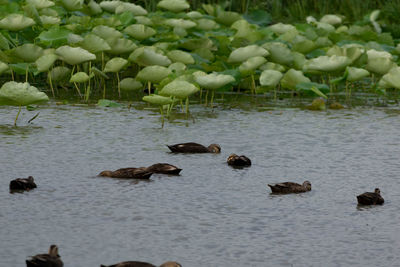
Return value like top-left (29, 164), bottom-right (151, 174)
top-left (99, 168), bottom-right (153, 179)
top-left (167, 142), bottom-right (221, 153)
top-left (227, 154), bottom-right (251, 167)
top-left (146, 163), bottom-right (182, 175)
top-left (268, 181), bottom-right (311, 194)
top-left (26, 245), bottom-right (63, 267)
top-left (10, 176), bottom-right (37, 192)
top-left (100, 261), bottom-right (181, 267)
top-left (357, 188), bottom-right (384, 205)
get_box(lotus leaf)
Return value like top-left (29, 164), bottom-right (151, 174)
top-left (345, 67), bottom-right (370, 82)
top-left (88, 0), bottom-right (102, 15)
top-left (99, 0), bottom-right (121, 13)
top-left (136, 66), bottom-right (171, 83)
top-left (228, 45), bottom-right (269, 63)
top-left (79, 34), bottom-right (111, 54)
top-left (379, 67), bottom-right (400, 89)
top-left (0, 61), bottom-right (9, 74)
top-left (106, 38), bottom-right (137, 55)
top-left (168, 62), bottom-right (186, 75)
top-left (292, 52), bottom-right (306, 70)
top-left (97, 99), bottom-right (122, 107)
top-left (55, 46), bottom-right (96, 65)
top-left (135, 16), bottom-right (153, 26)
top-left (27, 0), bottom-right (54, 9)
top-left (277, 29), bottom-right (299, 43)
top-left (35, 54), bottom-right (58, 72)
top-left (157, 0), bottom-right (189, 12)
top-left (303, 55), bottom-right (350, 73)
top-left (0, 14), bottom-right (35, 31)
top-left (316, 22), bottom-right (335, 33)
top-left (327, 46), bottom-right (363, 64)
top-left (370, 10), bottom-right (381, 33)
top-left (280, 69), bottom-right (311, 90)
top-left (259, 70), bottom-right (283, 88)
top-left (40, 15), bottom-right (61, 25)
top-left (180, 38), bottom-right (214, 51)
top-left (165, 19), bottom-right (196, 30)
top-left (367, 49), bottom-right (392, 60)
top-left (262, 42), bottom-right (293, 66)
top-left (268, 23), bottom-right (296, 35)
top-left (70, 72), bottom-right (90, 83)
top-left (92, 25), bottom-right (123, 40)
top-left (103, 57), bottom-right (128, 73)
top-left (291, 36), bottom-right (316, 54)
top-left (117, 2), bottom-right (147, 15)
top-left (173, 27), bottom-right (187, 37)
top-left (167, 50), bottom-right (194, 65)
top-left (0, 81), bottom-right (49, 106)
top-left (143, 94), bottom-right (174, 105)
top-left (68, 33), bottom-right (84, 44)
top-left (196, 19), bottom-right (217, 31)
top-left (315, 37), bottom-right (332, 48)
top-left (243, 9), bottom-right (272, 27)
top-left (193, 48), bottom-right (215, 61)
top-left (195, 73), bottom-right (235, 90)
top-left (160, 80), bottom-right (199, 99)
top-left (202, 4), bottom-right (215, 16)
top-left (260, 62), bottom-right (286, 72)
top-left (48, 66), bottom-right (71, 82)
top-left (320, 14), bottom-right (342, 25)
top-left (306, 98), bottom-right (326, 111)
top-left (0, 33), bottom-right (9, 50)
top-left (38, 27), bottom-right (71, 47)
top-left (61, 0), bottom-right (83, 11)
top-left (120, 78), bottom-right (143, 91)
top-left (231, 20), bottom-right (260, 42)
top-left (132, 48), bottom-right (171, 67)
top-left (296, 82), bottom-right (329, 99)
top-left (365, 57), bottom-right (394, 75)
top-left (306, 16), bottom-right (317, 24)
top-left (216, 11), bottom-right (242, 26)
top-left (124, 24), bottom-right (156, 40)
top-left (239, 56), bottom-right (267, 75)
top-left (186, 11), bottom-right (203, 19)
top-left (10, 44), bottom-right (44, 63)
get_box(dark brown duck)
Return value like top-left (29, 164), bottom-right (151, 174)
top-left (100, 261), bottom-right (182, 267)
top-left (357, 188), bottom-right (384, 205)
top-left (268, 181), bottom-right (311, 194)
top-left (227, 154), bottom-right (251, 167)
top-left (99, 168), bottom-right (153, 179)
top-left (167, 142), bottom-right (221, 153)
top-left (10, 176), bottom-right (37, 192)
top-left (146, 163), bottom-right (182, 175)
top-left (26, 244), bottom-right (63, 267)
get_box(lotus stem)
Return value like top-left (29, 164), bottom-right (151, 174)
top-left (205, 89), bottom-right (208, 106)
top-left (73, 82), bottom-right (82, 98)
top-left (185, 97), bottom-right (189, 115)
top-left (85, 84), bottom-right (90, 102)
top-left (251, 74), bottom-right (256, 95)
top-left (211, 90), bottom-right (215, 108)
top-left (14, 105), bottom-right (21, 126)
top-left (11, 70), bottom-right (14, 81)
top-left (71, 65), bottom-right (75, 79)
top-left (199, 89), bottom-right (202, 104)
top-left (25, 65), bottom-right (28, 83)
top-left (48, 70), bottom-right (55, 97)
top-left (160, 106), bottom-right (164, 128)
top-left (117, 72), bottom-right (121, 98)
top-left (147, 81), bottom-right (151, 95)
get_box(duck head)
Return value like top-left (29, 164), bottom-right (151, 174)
top-left (227, 153), bottom-right (238, 161)
top-left (48, 245), bottom-right (59, 257)
top-left (159, 262), bottom-right (182, 267)
top-left (208, 144), bottom-right (221, 153)
top-left (374, 188), bottom-right (381, 194)
top-left (99, 170), bottom-right (113, 177)
top-left (303, 181), bottom-right (312, 191)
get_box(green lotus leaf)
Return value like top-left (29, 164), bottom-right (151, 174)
top-left (0, 81), bottom-right (49, 106)
top-left (97, 99), bottom-right (122, 107)
top-left (320, 14), bottom-right (342, 25)
top-left (259, 70), bottom-right (283, 88)
top-left (27, 0), bottom-right (54, 9)
top-left (315, 37), bottom-right (332, 48)
top-left (0, 14), bottom-right (35, 31)
top-left (186, 11), bottom-right (203, 19)
top-left (79, 34), bottom-right (111, 54)
top-left (143, 94), bottom-right (174, 105)
top-left (120, 78), bottom-right (143, 91)
top-left (99, 0), bottom-right (122, 13)
top-left (164, 19), bottom-right (196, 30)
top-left (193, 48), bottom-right (215, 61)
top-left (61, 0), bottom-right (83, 11)
top-left (48, 66), bottom-right (71, 82)
top-left (180, 38), bottom-right (213, 51)
top-left (40, 15), bottom-right (60, 25)
top-left (367, 49), bottom-right (392, 60)
top-left (38, 27), bottom-right (71, 47)
top-left (168, 62), bottom-right (186, 74)
top-left (195, 73), bottom-right (235, 90)
top-left (92, 25), bottom-right (123, 40)
top-left (262, 42), bottom-right (293, 66)
top-left (70, 72), bottom-right (90, 83)
top-left (303, 55), bottom-right (350, 74)
top-left (135, 16), bottom-right (153, 26)
top-left (68, 33), bottom-right (84, 45)
top-left (292, 52), bottom-right (306, 70)
top-left (124, 24), bottom-right (156, 40)
top-left (0, 61), bottom-right (9, 75)
top-left (216, 11), bottom-right (242, 26)
top-left (379, 67), bottom-right (400, 89)
top-left (88, 0), bottom-right (102, 15)
top-left (316, 22), bottom-right (335, 33)
top-left (277, 29), bottom-right (299, 43)
top-left (370, 10), bottom-right (381, 33)
top-left (196, 18), bottom-right (217, 31)
top-left (157, 0), bottom-right (189, 12)
top-left (291, 36), bottom-right (316, 54)
top-left (260, 62), bottom-right (286, 72)
top-left (231, 19), bottom-right (261, 42)
top-left (103, 57), bottom-right (128, 73)
top-left (228, 45), bottom-right (269, 63)
top-left (296, 82), bottom-right (329, 99)
top-left (10, 44), bottom-right (44, 63)
top-left (136, 66), bottom-right (171, 83)
top-left (239, 56), bottom-right (267, 75)
top-left (55, 46), bottom-right (96, 65)
top-left (116, 2), bottom-right (147, 15)
top-left (280, 69), bottom-right (311, 90)
top-left (167, 50), bottom-right (194, 65)
top-left (106, 38), bottom-right (137, 55)
top-left (159, 80), bottom-right (199, 99)
top-left (35, 53), bottom-right (58, 72)
top-left (345, 67), bottom-right (370, 82)
top-left (0, 33), bottom-right (9, 50)
top-left (326, 46), bottom-right (363, 64)
top-left (268, 23), bottom-right (296, 35)
top-left (202, 4), bottom-right (215, 16)
top-left (306, 98), bottom-right (326, 111)
top-left (131, 48), bottom-right (171, 66)
top-left (173, 27), bottom-right (187, 37)
top-left (365, 57), bottom-right (394, 75)
top-left (9, 63), bottom-right (35, 75)
top-left (244, 9), bottom-right (272, 27)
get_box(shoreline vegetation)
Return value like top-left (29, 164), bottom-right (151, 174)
top-left (1, 0), bottom-right (400, 125)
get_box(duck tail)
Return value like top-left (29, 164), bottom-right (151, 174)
top-left (167, 145), bottom-right (176, 152)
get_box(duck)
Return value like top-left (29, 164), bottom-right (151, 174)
top-left (26, 244), bottom-right (63, 267)
top-left (167, 142), bottom-right (221, 153)
top-left (227, 154), bottom-right (251, 167)
top-left (9, 176), bottom-right (37, 192)
top-left (146, 163), bottom-right (182, 175)
top-left (357, 188), bottom-right (384, 205)
top-left (268, 181), bottom-right (311, 194)
top-left (100, 261), bottom-right (182, 267)
top-left (99, 167), bottom-right (153, 179)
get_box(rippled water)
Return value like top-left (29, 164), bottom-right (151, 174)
top-left (1, 100), bottom-right (400, 266)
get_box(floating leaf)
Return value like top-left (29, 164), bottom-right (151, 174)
top-left (55, 46), bottom-right (96, 65)
top-left (0, 14), bottom-right (35, 31)
top-left (157, 0), bottom-right (190, 12)
top-left (228, 45), bottom-right (269, 63)
top-left (259, 70), bottom-right (283, 88)
top-left (0, 81), bottom-right (48, 106)
top-left (296, 82), bottom-right (328, 99)
top-left (306, 98), bottom-right (326, 111)
top-left (280, 69), bottom-right (311, 90)
top-left (97, 99), bottom-right (122, 107)
top-left (124, 24), bottom-right (156, 40)
top-left (159, 80), bottom-right (199, 99)
top-left (70, 72), bottom-right (90, 83)
top-left (120, 78), bottom-right (143, 91)
top-left (103, 57), bottom-right (128, 73)
top-left (136, 65), bottom-right (171, 83)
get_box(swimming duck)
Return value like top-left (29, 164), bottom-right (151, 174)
top-left (268, 181), bottom-right (311, 194)
top-left (26, 244), bottom-right (63, 267)
top-left (357, 188), bottom-right (384, 205)
top-left (146, 163), bottom-right (182, 175)
top-left (227, 154), bottom-right (251, 167)
top-left (167, 142), bottom-right (221, 153)
top-left (9, 176), bottom-right (37, 192)
top-left (100, 261), bottom-right (182, 267)
top-left (99, 168), bottom-right (153, 179)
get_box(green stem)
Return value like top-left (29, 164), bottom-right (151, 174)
top-left (117, 72), bottom-right (121, 98)
top-left (25, 65), bottom-right (28, 83)
top-left (205, 90), bottom-right (209, 106)
top-left (74, 82), bottom-right (82, 98)
top-left (185, 97), bottom-right (189, 115)
top-left (14, 105), bottom-right (21, 126)
top-left (211, 90), bottom-right (214, 108)
top-left (147, 81), bottom-right (151, 95)
top-left (160, 106), bottom-right (164, 128)
top-left (48, 70), bottom-right (55, 97)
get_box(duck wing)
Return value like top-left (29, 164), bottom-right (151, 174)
top-left (167, 142), bottom-right (208, 153)
top-left (113, 168), bottom-right (153, 179)
top-left (26, 254), bottom-right (63, 267)
top-left (146, 163), bottom-right (182, 175)
top-left (357, 192), bottom-right (384, 205)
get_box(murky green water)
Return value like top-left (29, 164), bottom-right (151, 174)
top-left (1, 99), bottom-right (400, 266)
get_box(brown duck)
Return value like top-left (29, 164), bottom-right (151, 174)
top-left (26, 244), bottom-right (63, 267)
top-left (100, 261), bottom-right (182, 267)
top-left (268, 181), bottom-right (311, 194)
top-left (146, 163), bottom-right (182, 175)
top-left (227, 154), bottom-right (251, 167)
top-left (167, 142), bottom-right (221, 153)
top-left (99, 168), bottom-right (153, 179)
top-left (357, 188), bottom-right (384, 205)
top-left (10, 176), bottom-right (37, 192)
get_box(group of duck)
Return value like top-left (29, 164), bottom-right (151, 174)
top-left (11, 142), bottom-right (384, 267)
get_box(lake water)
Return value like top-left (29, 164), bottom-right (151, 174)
top-left (1, 98), bottom-right (400, 266)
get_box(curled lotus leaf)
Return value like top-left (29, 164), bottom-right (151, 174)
top-left (120, 78), bottom-right (143, 91)
top-left (228, 45), bottom-right (269, 63)
top-left (40, 15), bottom-right (61, 25)
top-left (291, 35), bottom-right (316, 54)
top-left (70, 72), bottom-right (90, 83)
top-left (68, 33), bottom-right (84, 44)
top-left (135, 16), bottom-right (153, 26)
top-left (55, 46), bottom-right (96, 65)
top-left (345, 67), bottom-right (370, 82)
top-left (10, 44), bottom-right (44, 63)
top-left (0, 81), bottom-right (49, 106)
top-left (196, 18), bottom-right (217, 31)
top-left (216, 11), bottom-right (242, 26)
top-left (167, 50), bottom-right (194, 65)
top-left (99, 0), bottom-right (122, 13)
top-left (35, 53), bottom-right (58, 72)
top-left (367, 49), bottom-right (392, 60)
top-left (124, 24), bottom-right (156, 40)
top-left (165, 19), bottom-right (196, 29)
top-left (131, 48), bottom-right (171, 67)
top-left (268, 23), bottom-right (296, 35)
top-left (260, 62), bottom-right (286, 72)
top-left (103, 57), bottom-right (128, 73)
top-left (292, 52), bottom-right (306, 70)
top-left (136, 66), bottom-right (171, 83)
top-left (316, 22), bottom-right (335, 33)
top-left (326, 46), bottom-right (363, 64)
top-left (115, 2), bottom-right (147, 15)
top-left (61, 0), bottom-right (83, 11)
top-left (365, 57), bottom-right (394, 76)
top-left (0, 14), bottom-right (35, 31)
top-left (379, 67), bottom-right (400, 89)
top-left (92, 25), bottom-right (123, 40)
top-left (0, 61), bottom-right (9, 75)
top-left (143, 94), bottom-right (174, 105)
top-left (157, 0), bottom-right (190, 12)
top-left (186, 11), bottom-right (203, 19)
top-left (262, 42), bottom-right (293, 66)
top-left (48, 66), bottom-right (71, 82)
top-left (239, 56), bottom-right (267, 75)
top-left (27, 0), bottom-right (55, 9)
top-left (320, 14), bottom-right (342, 25)
top-left (88, 0), bottom-right (102, 15)
top-left (106, 38), bottom-right (137, 55)
top-left (259, 69), bottom-right (283, 88)
top-left (280, 69), bottom-right (311, 90)
top-left (159, 80), bottom-right (199, 99)
top-left (195, 73), bottom-right (235, 90)
top-left (303, 55), bottom-right (351, 73)
top-left (168, 62), bottom-right (186, 75)
top-left (79, 34), bottom-right (111, 54)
